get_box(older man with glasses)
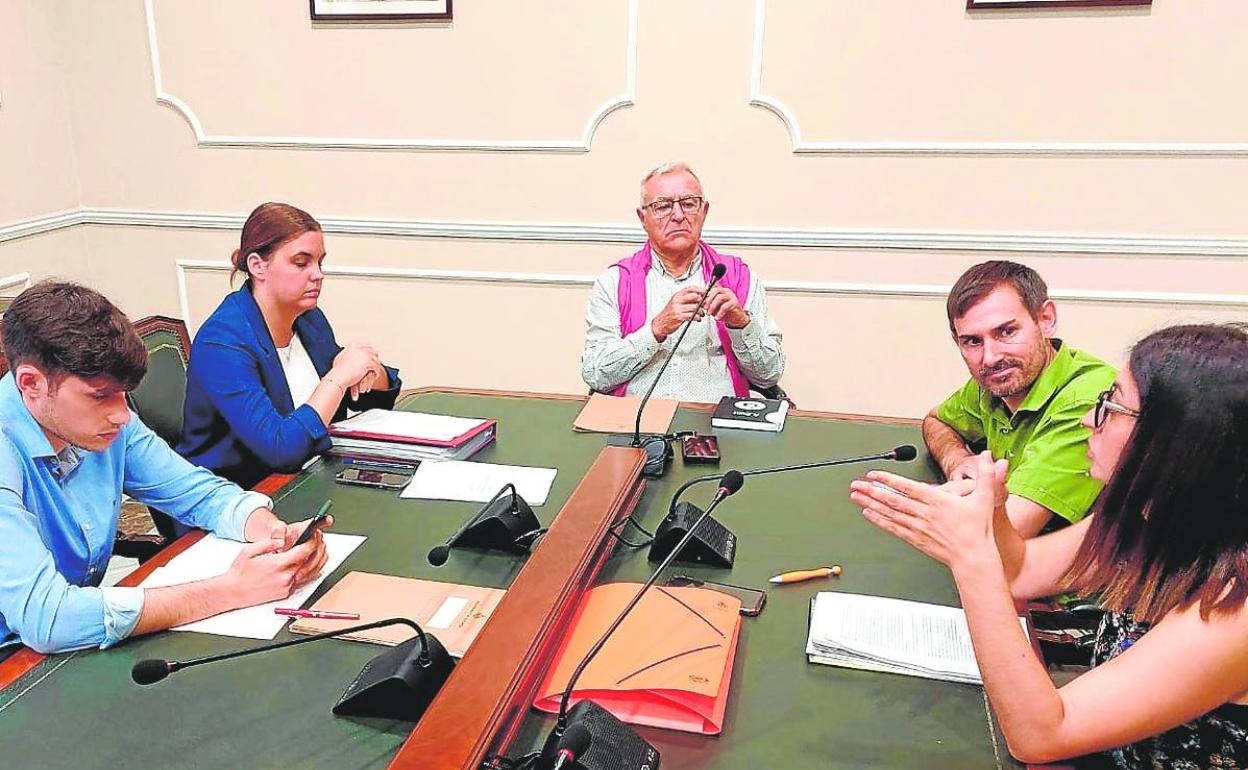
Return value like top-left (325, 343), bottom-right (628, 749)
top-left (923, 260), bottom-right (1116, 538)
top-left (581, 162), bottom-right (785, 402)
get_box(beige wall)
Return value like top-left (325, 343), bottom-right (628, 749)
top-left (2, 0), bottom-right (1244, 417)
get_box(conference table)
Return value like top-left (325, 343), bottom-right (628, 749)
top-left (0, 388), bottom-right (1043, 770)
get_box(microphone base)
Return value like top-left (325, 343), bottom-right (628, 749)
top-left (446, 491), bottom-right (542, 556)
top-left (540, 700), bottom-right (661, 770)
top-left (648, 501), bottom-right (737, 568)
top-left (606, 433), bottom-right (672, 478)
top-left (333, 634), bottom-right (455, 722)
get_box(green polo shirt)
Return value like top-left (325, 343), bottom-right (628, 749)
top-left (935, 341), bottom-right (1115, 523)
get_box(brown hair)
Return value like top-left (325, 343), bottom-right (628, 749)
top-left (2, 281), bottom-right (148, 389)
top-left (1064, 324), bottom-right (1248, 624)
top-left (230, 202), bottom-right (322, 283)
top-left (945, 261), bottom-right (1049, 335)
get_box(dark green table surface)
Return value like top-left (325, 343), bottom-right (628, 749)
top-left (0, 391), bottom-right (1020, 770)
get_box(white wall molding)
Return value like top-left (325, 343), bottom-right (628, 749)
top-left (750, 0), bottom-right (1248, 157)
top-left (8, 208), bottom-right (1248, 261)
top-left (176, 259), bottom-right (1248, 326)
top-left (144, 0), bottom-right (637, 152)
top-left (0, 272), bottom-right (32, 295)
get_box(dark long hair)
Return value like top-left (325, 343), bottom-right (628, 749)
top-left (1066, 324), bottom-right (1248, 624)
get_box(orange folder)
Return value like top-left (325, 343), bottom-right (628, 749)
top-left (534, 582), bottom-right (742, 735)
top-left (572, 393), bottom-right (679, 435)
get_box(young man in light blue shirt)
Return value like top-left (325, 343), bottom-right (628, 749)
top-left (0, 282), bottom-right (331, 654)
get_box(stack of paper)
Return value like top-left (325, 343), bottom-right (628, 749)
top-left (399, 460), bottom-right (558, 506)
top-left (138, 532), bottom-right (366, 640)
top-left (806, 592), bottom-right (1027, 685)
top-left (329, 409), bottom-right (496, 463)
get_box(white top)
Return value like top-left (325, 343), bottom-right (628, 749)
top-left (580, 248), bottom-right (785, 403)
top-left (276, 333), bottom-right (321, 408)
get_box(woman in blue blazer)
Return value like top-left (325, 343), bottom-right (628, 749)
top-left (178, 203), bottom-right (401, 489)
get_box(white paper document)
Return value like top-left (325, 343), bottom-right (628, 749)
top-left (400, 460), bottom-right (558, 506)
top-left (806, 591), bottom-right (1027, 685)
top-left (138, 532), bottom-right (367, 640)
top-left (332, 409), bottom-right (489, 443)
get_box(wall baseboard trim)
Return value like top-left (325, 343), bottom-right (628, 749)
top-left (6, 208), bottom-right (1248, 260)
top-left (176, 260), bottom-right (1248, 326)
top-left (144, 0), bottom-right (637, 152)
top-left (750, 0), bottom-right (1248, 158)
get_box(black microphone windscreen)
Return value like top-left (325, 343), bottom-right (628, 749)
top-left (719, 470), bottom-right (745, 496)
top-left (427, 544), bottom-right (450, 567)
top-left (711, 263), bottom-right (727, 281)
top-left (560, 723), bottom-right (593, 756)
top-left (132, 659), bottom-right (171, 685)
top-left (892, 445), bottom-right (918, 462)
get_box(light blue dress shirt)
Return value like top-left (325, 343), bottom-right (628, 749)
top-left (0, 373), bottom-right (269, 653)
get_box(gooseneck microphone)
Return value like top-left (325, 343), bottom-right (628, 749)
top-left (132, 618), bottom-right (435, 685)
top-left (428, 483), bottom-right (541, 565)
top-left (631, 261), bottom-right (728, 446)
top-left (666, 444), bottom-right (917, 519)
top-left (132, 617), bottom-right (456, 722)
top-left (541, 471), bottom-right (746, 769)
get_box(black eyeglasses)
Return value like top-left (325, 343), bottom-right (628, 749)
top-left (1093, 387), bottom-right (1140, 428)
top-left (641, 196), bottom-right (705, 219)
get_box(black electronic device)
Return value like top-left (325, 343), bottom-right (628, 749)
top-left (335, 467), bottom-right (412, 490)
top-left (649, 445), bottom-right (918, 568)
top-left (534, 471), bottom-right (746, 770)
top-left (611, 263), bottom-right (728, 479)
top-left (427, 483), bottom-right (542, 566)
top-left (130, 618), bottom-right (453, 722)
top-left (665, 575), bottom-right (767, 616)
top-left (680, 433), bottom-right (720, 464)
top-left (648, 501), bottom-right (737, 568)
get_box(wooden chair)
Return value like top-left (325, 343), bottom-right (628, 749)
top-left (126, 316), bottom-right (194, 546)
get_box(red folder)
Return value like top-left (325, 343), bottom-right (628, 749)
top-left (533, 582), bottom-right (741, 735)
top-left (330, 411), bottom-right (496, 447)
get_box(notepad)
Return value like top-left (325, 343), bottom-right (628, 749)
top-left (400, 460), bottom-right (557, 506)
top-left (805, 592), bottom-right (1027, 685)
top-left (138, 532), bottom-right (366, 640)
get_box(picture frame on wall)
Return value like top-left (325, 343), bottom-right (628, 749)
top-left (967, 0), bottom-right (1149, 8)
top-left (310, 0), bottom-right (452, 22)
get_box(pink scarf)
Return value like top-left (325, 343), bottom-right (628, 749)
top-left (611, 240), bottom-right (751, 397)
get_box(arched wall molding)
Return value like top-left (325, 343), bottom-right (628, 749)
top-left (143, 0), bottom-right (638, 152)
top-left (749, 0), bottom-right (1248, 157)
top-left (0, 272), bottom-right (32, 296)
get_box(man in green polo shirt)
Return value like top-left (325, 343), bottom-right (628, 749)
top-left (923, 261), bottom-right (1115, 537)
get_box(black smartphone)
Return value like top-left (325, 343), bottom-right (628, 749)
top-left (335, 467), bottom-right (412, 491)
top-left (680, 434), bottom-right (721, 465)
top-left (292, 510), bottom-right (331, 548)
top-left (664, 575), bottom-right (767, 616)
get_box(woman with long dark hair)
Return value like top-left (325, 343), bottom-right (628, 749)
top-left (178, 202), bottom-right (401, 489)
top-left (850, 324), bottom-right (1248, 768)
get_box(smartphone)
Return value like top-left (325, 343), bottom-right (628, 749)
top-left (664, 575), bottom-right (767, 616)
top-left (680, 434), bottom-right (721, 465)
top-left (292, 510), bottom-right (331, 548)
top-left (335, 467), bottom-right (412, 491)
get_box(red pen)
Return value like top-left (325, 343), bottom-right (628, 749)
top-left (274, 608), bottom-right (360, 620)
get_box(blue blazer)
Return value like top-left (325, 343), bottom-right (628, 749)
top-left (177, 282), bottom-right (401, 489)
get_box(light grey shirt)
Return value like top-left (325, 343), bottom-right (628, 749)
top-left (581, 249), bottom-right (785, 403)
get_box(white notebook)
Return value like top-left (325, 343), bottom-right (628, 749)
top-left (806, 591), bottom-right (1027, 685)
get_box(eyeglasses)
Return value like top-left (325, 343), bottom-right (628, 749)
top-left (641, 196), bottom-right (705, 218)
top-left (1093, 387), bottom-right (1140, 428)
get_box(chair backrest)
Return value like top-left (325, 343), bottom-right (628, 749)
top-left (127, 316), bottom-right (192, 448)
